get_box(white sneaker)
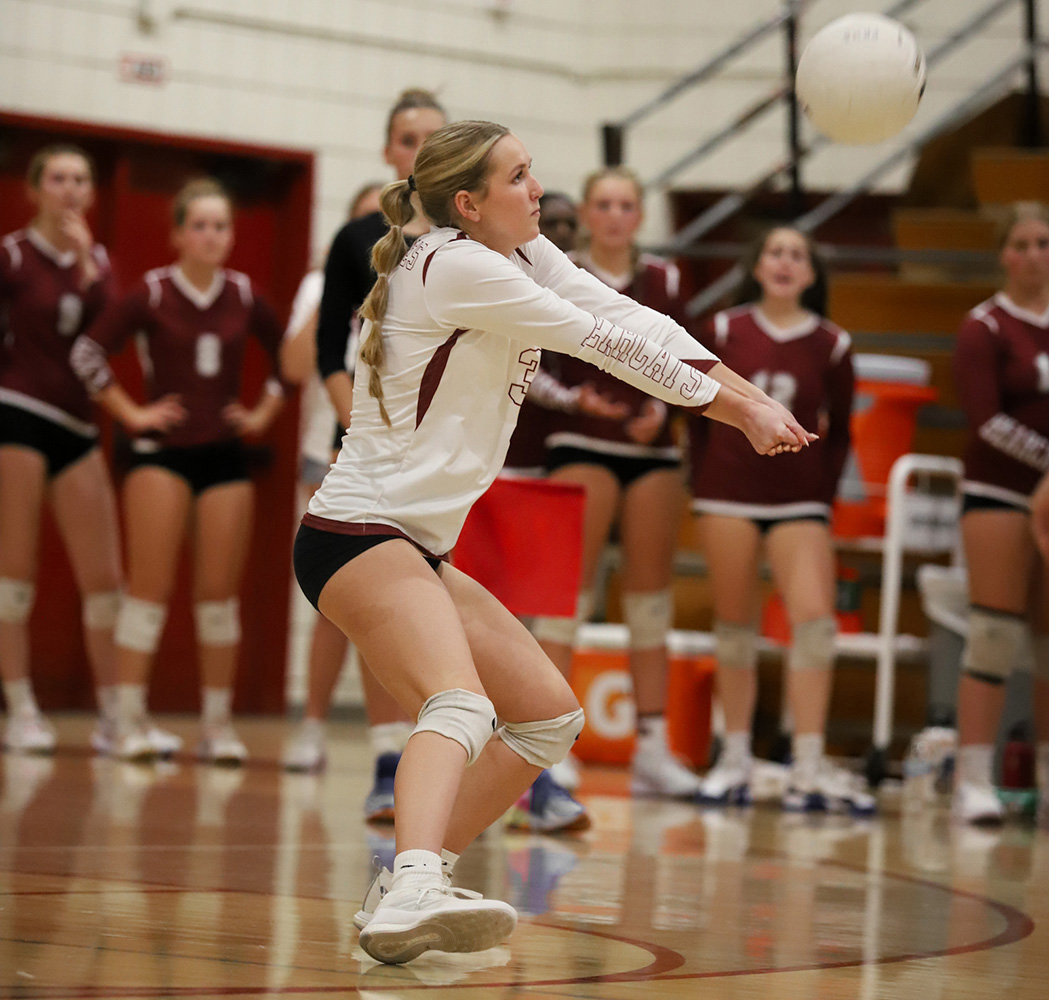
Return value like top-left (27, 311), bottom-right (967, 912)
top-left (631, 744), bottom-right (702, 798)
top-left (3, 711), bottom-right (57, 754)
top-left (282, 721), bottom-right (326, 773)
top-left (549, 752), bottom-right (582, 791)
top-left (697, 755), bottom-right (752, 806)
top-left (953, 780), bottom-right (1005, 824)
top-left (358, 884), bottom-right (516, 964)
top-left (146, 722), bottom-right (182, 758)
top-left (353, 866), bottom-right (482, 930)
top-left (197, 722), bottom-right (247, 765)
top-left (783, 759), bottom-right (876, 816)
top-left (90, 716), bottom-right (117, 755)
top-left (113, 722), bottom-right (157, 763)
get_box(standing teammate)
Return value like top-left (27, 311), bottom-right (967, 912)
top-left (951, 202), bottom-right (1049, 823)
top-left (71, 178), bottom-right (285, 764)
top-left (0, 144), bottom-right (124, 755)
top-left (691, 226), bottom-right (873, 815)
top-left (294, 120), bottom-right (812, 963)
top-left (530, 167), bottom-right (702, 800)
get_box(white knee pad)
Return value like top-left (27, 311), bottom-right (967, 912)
top-left (497, 707), bottom-right (585, 769)
top-left (1029, 633), bottom-right (1049, 680)
top-left (114, 596), bottom-right (167, 654)
top-left (623, 590), bottom-right (673, 650)
top-left (531, 589), bottom-right (595, 646)
top-left (787, 615), bottom-right (837, 672)
top-left (714, 621), bottom-right (758, 671)
top-left (82, 590), bottom-right (121, 631)
top-left (963, 606), bottom-right (1027, 684)
top-left (413, 688), bottom-right (496, 765)
top-left (0, 578), bottom-right (34, 624)
top-left (195, 599), bottom-right (241, 646)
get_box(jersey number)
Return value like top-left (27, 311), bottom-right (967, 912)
top-left (509, 348), bottom-right (539, 406)
top-left (1036, 353), bottom-right (1049, 393)
top-left (56, 294), bottom-right (83, 337)
top-left (751, 370), bottom-right (798, 411)
top-left (196, 333), bottom-right (222, 377)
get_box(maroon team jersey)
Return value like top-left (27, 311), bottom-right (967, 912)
top-left (0, 228), bottom-right (113, 434)
top-left (689, 305), bottom-right (854, 515)
top-left (954, 293), bottom-right (1049, 508)
top-left (74, 265), bottom-right (283, 449)
top-left (543, 252), bottom-right (691, 458)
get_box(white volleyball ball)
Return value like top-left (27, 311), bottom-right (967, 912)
top-left (796, 13), bottom-right (926, 145)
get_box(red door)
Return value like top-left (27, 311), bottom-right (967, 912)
top-left (0, 111), bottom-right (313, 714)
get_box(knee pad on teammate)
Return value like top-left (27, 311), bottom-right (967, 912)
top-left (962, 607), bottom-right (1027, 684)
top-left (787, 615), bottom-right (837, 672)
top-left (195, 598), bottom-right (241, 646)
top-left (82, 590), bottom-right (120, 631)
top-left (531, 589), bottom-right (595, 646)
top-left (114, 596), bottom-right (167, 654)
top-left (497, 707), bottom-right (585, 769)
top-left (0, 578), bottom-right (34, 624)
top-left (413, 688), bottom-right (496, 765)
top-left (714, 621), bottom-right (758, 671)
top-left (623, 590), bottom-right (673, 650)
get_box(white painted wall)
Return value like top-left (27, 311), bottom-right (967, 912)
top-left (4, 0), bottom-right (1048, 253)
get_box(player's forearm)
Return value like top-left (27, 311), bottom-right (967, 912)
top-left (324, 371), bottom-right (354, 429)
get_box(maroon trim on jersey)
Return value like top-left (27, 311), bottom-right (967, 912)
top-left (515, 247), bottom-right (532, 267)
top-left (300, 513), bottom-right (448, 561)
top-left (416, 328), bottom-right (467, 428)
top-left (421, 232), bottom-right (470, 286)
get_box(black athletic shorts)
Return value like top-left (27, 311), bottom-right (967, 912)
top-left (0, 402), bottom-right (97, 477)
top-left (127, 440), bottom-right (250, 495)
top-left (753, 513), bottom-right (830, 536)
top-left (546, 444), bottom-right (680, 489)
top-left (961, 491), bottom-right (1028, 516)
top-left (294, 522), bottom-right (445, 612)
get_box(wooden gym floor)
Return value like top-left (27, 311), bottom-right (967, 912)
top-left (1, 715), bottom-right (1046, 999)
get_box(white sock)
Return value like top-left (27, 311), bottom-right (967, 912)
top-left (393, 849), bottom-right (444, 892)
top-left (722, 730), bottom-right (751, 763)
top-left (97, 685), bottom-right (118, 722)
top-left (202, 687), bottom-right (233, 725)
top-left (369, 721), bottom-right (413, 758)
top-left (115, 683), bottom-right (147, 724)
top-left (440, 848), bottom-right (459, 881)
top-left (300, 716), bottom-right (325, 737)
top-left (2, 678), bottom-right (37, 717)
top-left (637, 714), bottom-right (667, 751)
top-left (792, 732), bottom-right (825, 768)
top-left (958, 744), bottom-right (995, 785)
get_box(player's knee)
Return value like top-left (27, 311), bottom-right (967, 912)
top-left (962, 606), bottom-right (1027, 685)
top-left (787, 615), bottom-right (837, 671)
top-left (714, 621), bottom-right (758, 671)
top-left (531, 589), bottom-right (595, 646)
top-left (413, 688), bottom-right (497, 765)
top-left (114, 596), bottom-right (167, 654)
top-left (497, 706), bottom-right (585, 769)
top-left (623, 590), bottom-right (672, 650)
top-left (195, 598), bottom-right (241, 646)
top-left (82, 590), bottom-right (121, 631)
top-left (0, 578), bottom-right (34, 624)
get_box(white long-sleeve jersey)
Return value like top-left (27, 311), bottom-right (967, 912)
top-left (305, 228), bottom-right (719, 555)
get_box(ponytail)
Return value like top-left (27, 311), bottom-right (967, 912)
top-left (359, 179), bottom-right (416, 426)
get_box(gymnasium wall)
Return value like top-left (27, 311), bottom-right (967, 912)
top-left (3, 0), bottom-right (1047, 253)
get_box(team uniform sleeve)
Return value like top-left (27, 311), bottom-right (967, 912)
top-left (81, 246), bottom-right (114, 322)
top-left (423, 240), bottom-right (720, 411)
top-left (527, 236), bottom-right (718, 371)
top-left (69, 284), bottom-right (151, 396)
top-left (317, 222), bottom-right (375, 380)
top-left (955, 314), bottom-right (1049, 472)
top-left (822, 334), bottom-right (855, 503)
top-left (251, 292), bottom-right (290, 396)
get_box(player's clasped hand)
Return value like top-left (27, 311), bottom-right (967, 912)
top-left (129, 393), bottom-right (187, 435)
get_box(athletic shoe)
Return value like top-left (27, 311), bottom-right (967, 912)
top-left (282, 720), bottom-right (327, 773)
top-left (358, 884), bottom-right (516, 964)
top-left (2, 710), bottom-right (56, 755)
top-left (504, 769), bottom-right (590, 833)
top-left (112, 723), bottom-right (156, 763)
top-left (783, 759), bottom-right (876, 816)
top-left (952, 779), bottom-right (1005, 824)
top-left (353, 866), bottom-right (482, 930)
top-left (696, 756), bottom-right (752, 806)
top-left (631, 743), bottom-right (702, 797)
top-left (364, 752), bottom-right (399, 822)
top-left (197, 722), bottom-right (247, 765)
top-left (549, 751), bottom-right (582, 791)
top-left (146, 722), bottom-right (183, 758)
top-left (90, 715), bottom-right (117, 755)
